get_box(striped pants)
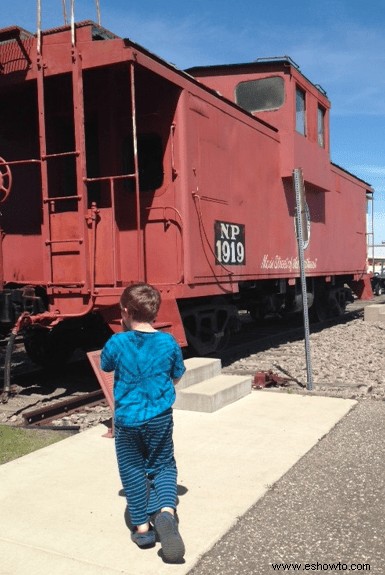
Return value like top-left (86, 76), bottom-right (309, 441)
top-left (115, 409), bottom-right (178, 526)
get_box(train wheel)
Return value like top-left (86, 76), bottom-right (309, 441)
top-left (181, 302), bottom-right (236, 355)
top-left (249, 306), bottom-right (266, 322)
top-left (24, 325), bottom-right (75, 367)
top-left (185, 324), bottom-right (232, 356)
top-left (314, 290), bottom-right (345, 321)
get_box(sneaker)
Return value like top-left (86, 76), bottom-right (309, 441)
top-left (154, 511), bottom-right (185, 562)
top-left (131, 527), bottom-right (156, 548)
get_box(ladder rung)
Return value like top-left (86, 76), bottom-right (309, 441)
top-left (43, 195), bottom-right (81, 203)
top-left (47, 282), bottom-right (85, 287)
top-left (45, 238), bottom-right (83, 245)
top-left (42, 151), bottom-right (79, 160)
top-left (84, 173), bottom-right (136, 183)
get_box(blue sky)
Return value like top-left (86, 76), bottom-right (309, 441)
top-left (2, 1), bottom-right (385, 242)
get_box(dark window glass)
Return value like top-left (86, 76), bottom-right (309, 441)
top-left (318, 105), bottom-right (325, 147)
top-left (235, 77), bottom-right (284, 112)
top-left (296, 87), bottom-right (306, 135)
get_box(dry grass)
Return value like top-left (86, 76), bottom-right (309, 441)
top-left (0, 424), bottom-right (74, 464)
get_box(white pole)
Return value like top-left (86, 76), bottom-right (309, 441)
top-left (37, 0), bottom-right (42, 55)
top-left (62, 0), bottom-right (68, 25)
top-left (95, 0), bottom-right (101, 26)
top-left (293, 168), bottom-right (313, 391)
top-left (70, 0), bottom-right (75, 46)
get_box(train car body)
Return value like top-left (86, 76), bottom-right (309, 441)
top-left (0, 22), bottom-right (372, 362)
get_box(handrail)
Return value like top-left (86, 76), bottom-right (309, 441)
top-left (130, 61), bottom-right (143, 281)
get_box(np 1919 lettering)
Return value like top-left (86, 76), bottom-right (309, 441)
top-left (215, 221), bottom-right (246, 265)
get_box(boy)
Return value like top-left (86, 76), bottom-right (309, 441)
top-left (101, 282), bottom-right (186, 562)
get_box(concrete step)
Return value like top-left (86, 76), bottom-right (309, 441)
top-left (364, 304), bottom-right (385, 322)
top-left (178, 357), bottom-right (222, 390)
top-left (174, 373), bottom-right (252, 413)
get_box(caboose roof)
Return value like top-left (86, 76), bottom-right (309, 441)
top-left (0, 26), bottom-right (34, 43)
top-left (186, 56), bottom-right (329, 100)
top-left (0, 20), bottom-right (118, 44)
top-left (332, 162), bottom-right (373, 190)
top-left (40, 20), bottom-right (118, 40)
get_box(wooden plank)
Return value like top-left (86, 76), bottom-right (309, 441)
top-left (87, 350), bottom-right (114, 412)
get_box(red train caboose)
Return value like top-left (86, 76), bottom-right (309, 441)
top-left (0, 21), bottom-right (372, 365)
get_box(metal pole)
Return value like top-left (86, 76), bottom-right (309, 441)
top-left (95, 0), bottom-right (101, 26)
top-left (70, 0), bottom-right (75, 46)
top-left (371, 193), bottom-right (374, 274)
top-left (62, 0), bottom-right (68, 25)
top-left (129, 62), bottom-right (144, 281)
top-left (36, 0), bottom-right (42, 55)
top-left (293, 168), bottom-right (313, 391)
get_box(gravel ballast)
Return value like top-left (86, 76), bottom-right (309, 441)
top-left (223, 317), bottom-right (385, 400)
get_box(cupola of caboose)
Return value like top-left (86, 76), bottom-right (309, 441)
top-left (186, 58), bottom-right (332, 192)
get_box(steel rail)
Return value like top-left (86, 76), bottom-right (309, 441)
top-left (22, 389), bottom-right (106, 426)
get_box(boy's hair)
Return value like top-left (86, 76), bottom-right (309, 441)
top-left (120, 283), bottom-right (161, 323)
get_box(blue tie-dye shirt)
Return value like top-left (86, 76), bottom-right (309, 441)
top-left (100, 330), bottom-right (186, 427)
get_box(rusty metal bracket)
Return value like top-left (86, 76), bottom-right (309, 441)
top-left (252, 370), bottom-right (291, 389)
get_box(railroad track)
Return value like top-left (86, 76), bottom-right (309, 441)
top-left (0, 353), bottom-right (111, 431)
top-left (22, 389), bottom-right (107, 428)
top-left (1, 296), bottom-right (382, 429)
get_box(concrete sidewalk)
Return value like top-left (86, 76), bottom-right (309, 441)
top-left (0, 391), bottom-right (356, 575)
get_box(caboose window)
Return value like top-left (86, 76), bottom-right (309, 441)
top-left (317, 105), bottom-right (325, 147)
top-left (235, 77), bottom-right (284, 113)
top-left (296, 87), bottom-right (306, 135)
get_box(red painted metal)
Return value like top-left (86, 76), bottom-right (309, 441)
top-left (252, 371), bottom-right (291, 389)
top-left (0, 21), bottom-right (373, 357)
top-left (87, 349), bottom-right (114, 437)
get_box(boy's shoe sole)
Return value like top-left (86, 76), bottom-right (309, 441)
top-left (131, 528), bottom-right (156, 548)
top-left (154, 511), bottom-right (185, 562)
